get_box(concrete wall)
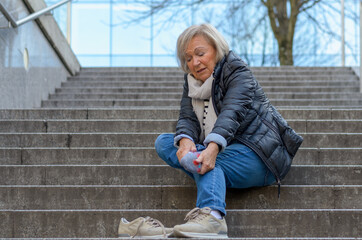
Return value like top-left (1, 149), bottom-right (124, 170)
top-left (0, 0), bottom-right (80, 109)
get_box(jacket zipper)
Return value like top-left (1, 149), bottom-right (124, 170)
top-left (211, 75), bottom-right (219, 116)
top-left (260, 118), bottom-right (283, 197)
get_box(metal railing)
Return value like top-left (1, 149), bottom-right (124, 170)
top-left (0, 0), bottom-right (71, 28)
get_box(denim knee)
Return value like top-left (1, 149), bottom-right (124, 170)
top-left (155, 133), bottom-right (182, 168)
top-left (155, 133), bottom-right (173, 156)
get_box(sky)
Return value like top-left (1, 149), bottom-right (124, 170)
top-left (47, 0), bottom-right (361, 67)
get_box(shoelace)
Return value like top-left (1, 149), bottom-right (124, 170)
top-left (132, 216), bottom-right (167, 238)
top-left (184, 207), bottom-right (211, 222)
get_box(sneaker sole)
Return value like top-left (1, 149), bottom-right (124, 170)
top-left (173, 229), bottom-right (228, 238)
top-left (118, 234), bottom-right (171, 239)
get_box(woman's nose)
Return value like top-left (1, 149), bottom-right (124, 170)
top-left (192, 56), bottom-right (200, 66)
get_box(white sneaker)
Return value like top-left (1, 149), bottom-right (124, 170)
top-left (118, 216), bottom-right (173, 238)
top-left (173, 207), bottom-right (228, 238)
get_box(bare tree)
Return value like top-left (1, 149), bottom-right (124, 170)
top-left (261, 0), bottom-right (321, 65)
top-left (120, 0), bottom-right (357, 66)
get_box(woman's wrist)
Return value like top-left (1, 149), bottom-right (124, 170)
top-left (207, 142), bottom-right (220, 153)
top-left (203, 133), bottom-right (226, 152)
top-left (180, 137), bottom-right (193, 145)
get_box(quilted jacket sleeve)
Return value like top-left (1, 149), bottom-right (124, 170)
top-left (210, 54), bottom-right (256, 145)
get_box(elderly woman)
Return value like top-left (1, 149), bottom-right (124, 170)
top-left (155, 23), bottom-right (303, 238)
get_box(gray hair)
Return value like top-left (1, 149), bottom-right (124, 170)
top-left (176, 23), bottom-right (229, 73)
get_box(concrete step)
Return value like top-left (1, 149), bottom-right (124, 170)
top-left (61, 78), bottom-right (359, 84)
top-left (0, 185), bottom-right (361, 210)
top-left (63, 79), bottom-right (359, 86)
top-left (0, 108), bottom-right (179, 120)
top-left (277, 108), bottom-right (362, 119)
top-left (50, 92), bottom-right (183, 100)
top-left (49, 92), bottom-right (362, 100)
top-left (1, 133), bottom-right (362, 148)
top-left (301, 133), bottom-right (362, 147)
top-left (294, 148), bottom-right (362, 165)
top-left (79, 66), bottom-right (180, 71)
top-left (73, 74), bottom-right (344, 80)
top-left (0, 120), bottom-right (177, 133)
top-left (78, 66), bottom-right (353, 71)
top-left (55, 86), bottom-right (184, 93)
top-left (0, 209), bottom-right (360, 238)
top-left (0, 147), bottom-right (163, 165)
top-left (75, 68), bottom-right (354, 77)
top-left (1, 108), bottom-right (361, 120)
top-left (73, 75), bottom-right (356, 82)
top-left (55, 86), bottom-right (360, 93)
top-left (63, 80), bottom-right (186, 87)
top-left (41, 99), bottom-right (362, 108)
top-left (0, 165), bottom-right (360, 185)
top-left (75, 68), bottom-right (355, 76)
top-left (41, 99), bottom-right (182, 107)
top-left (252, 69), bottom-right (356, 75)
top-left (1, 147), bottom-right (361, 166)
top-left (1, 119), bottom-right (362, 133)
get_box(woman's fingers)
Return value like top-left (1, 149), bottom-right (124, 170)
top-left (197, 142), bottom-right (219, 174)
top-left (190, 145), bottom-right (197, 152)
top-left (197, 152), bottom-right (215, 175)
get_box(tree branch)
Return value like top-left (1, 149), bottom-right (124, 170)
top-left (299, 0), bottom-right (322, 13)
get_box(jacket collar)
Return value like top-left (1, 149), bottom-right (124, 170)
top-left (213, 50), bottom-right (241, 81)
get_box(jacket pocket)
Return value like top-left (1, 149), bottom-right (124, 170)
top-left (261, 107), bottom-right (303, 180)
top-left (266, 144), bottom-right (293, 180)
top-left (271, 112), bottom-right (303, 158)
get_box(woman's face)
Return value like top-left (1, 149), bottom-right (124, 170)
top-left (185, 35), bottom-right (217, 82)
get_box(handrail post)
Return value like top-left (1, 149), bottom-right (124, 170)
top-left (66, 1), bottom-right (72, 44)
top-left (341, 0), bottom-right (345, 67)
top-left (360, 0), bottom-right (362, 93)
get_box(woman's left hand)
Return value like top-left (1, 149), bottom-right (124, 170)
top-left (196, 142), bottom-right (219, 174)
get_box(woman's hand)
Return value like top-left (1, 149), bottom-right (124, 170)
top-left (196, 142), bottom-right (219, 174)
top-left (177, 138), bottom-right (197, 162)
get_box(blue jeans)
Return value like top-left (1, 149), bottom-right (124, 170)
top-left (155, 133), bottom-right (275, 216)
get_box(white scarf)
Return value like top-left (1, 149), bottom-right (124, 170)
top-left (187, 74), bottom-right (218, 141)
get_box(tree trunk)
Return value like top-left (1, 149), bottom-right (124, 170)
top-left (262, 0), bottom-right (301, 65)
top-left (278, 39), bottom-right (294, 65)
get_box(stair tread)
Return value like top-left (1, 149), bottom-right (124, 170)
top-left (1, 209), bottom-right (361, 238)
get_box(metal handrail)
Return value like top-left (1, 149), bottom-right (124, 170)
top-left (0, 0), bottom-right (71, 28)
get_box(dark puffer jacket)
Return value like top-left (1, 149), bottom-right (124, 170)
top-left (175, 51), bottom-right (303, 186)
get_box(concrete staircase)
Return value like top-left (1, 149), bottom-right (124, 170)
top-left (0, 66), bottom-right (361, 239)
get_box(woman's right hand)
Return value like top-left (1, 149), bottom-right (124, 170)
top-left (176, 138), bottom-right (197, 163)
